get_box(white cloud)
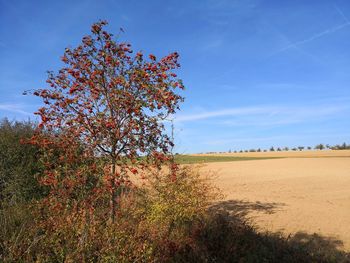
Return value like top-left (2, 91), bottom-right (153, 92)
top-left (174, 104), bottom-right (349, 125)
top-left (204, 132), bottom-right (350, 146)
top-left (204, 135), bottom-right (292, 145)
top-left (175, 107), bottom-right (269, 122)
top-left (0, 103), bottom-right (32, 116)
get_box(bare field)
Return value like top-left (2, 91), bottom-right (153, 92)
top-left (196, 149), bottom-right (350, 158)
top-left (201, 157), bottom-right (350, 251)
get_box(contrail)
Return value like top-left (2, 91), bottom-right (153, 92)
top-left (334, 4), bottom-right (350, 23)
top-left (277, 22), bottom-right (350, 53)
top-left (275, 6), bottom-right (350, 54)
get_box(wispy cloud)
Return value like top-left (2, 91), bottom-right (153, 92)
top-left (0, 103), bottom-right (32, 116)
top-left (200, 38), bottom-right (224, 51)
top-left (175, 107), bottom-right (267, 122)
top-left (204, 132), bottom-right (350, 146)
top-left (121, 14), bottom-right (130, 22)
top-left (204, 135), bottom-right (296, 146)
top-left (174, 104), bottom-right (349, 125)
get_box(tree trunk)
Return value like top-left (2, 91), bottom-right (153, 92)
top-left (110, 160), bottom-right (116, 223)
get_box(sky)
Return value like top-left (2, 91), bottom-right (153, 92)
top-left (1, 0), bottom-right (350, 153)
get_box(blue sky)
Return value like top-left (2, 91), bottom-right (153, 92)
top-left (1, 0), bottom-right (350, 153)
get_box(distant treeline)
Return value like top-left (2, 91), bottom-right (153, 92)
top-left (203, 143), bottom-right (350, 154)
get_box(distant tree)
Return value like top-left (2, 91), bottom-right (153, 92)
top-left (270, 146), bottom-right (275, 152)
top-left (283, 147), bottom-right (289, 151)
top-left (314, 144), bottom-right (325, 150)
top-left (292, 147), bottom-right (297, 151)
top-left (277, 147), bottom-right (281, 151)
top-left (298, 146), bottom-right (304, 151)
top-left (263, 149), bottom-right (267, 152)
top-left (257, 148), bottom-right (261, 152)
top-left (332, 142), bottom-right (349, 150)
top-left (307, 146), bottom-right (312, 150)
top-left (228, 149), bottom-right (232, 153)
top-left (249, 149), bottom-right (256, 152)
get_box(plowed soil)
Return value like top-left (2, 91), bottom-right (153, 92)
top-left (202, 156), bottom-right (350, 251)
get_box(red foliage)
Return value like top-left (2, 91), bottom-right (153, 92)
top-left (29, 20), bottom-right (184, 222)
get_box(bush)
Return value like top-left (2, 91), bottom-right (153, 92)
top-left (0, 119), bottom-right (47, 206)
top-left (0, 203), bottom-right (37, 262)
top-left (0, 164), bottom-right (221, 262)
top-left (132, 165), bottom-right (221, 261)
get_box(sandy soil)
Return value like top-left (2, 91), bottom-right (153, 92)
top-left (196, 149), bottom-right (350, 158)
top-left (202, 157), bottom-right (350, 251)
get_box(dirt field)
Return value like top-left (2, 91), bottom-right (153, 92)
top-left (201, 155), bottom-right (350, 251)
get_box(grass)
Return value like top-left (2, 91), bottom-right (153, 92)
top-left (174, 155), bottom-right (281, 164)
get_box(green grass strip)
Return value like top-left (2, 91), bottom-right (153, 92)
top-left (174, 155), bottom-right (282, 164)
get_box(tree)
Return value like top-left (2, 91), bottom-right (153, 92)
top-left (298, 146), bottom-right (304, 151)
top-left (314, 144), bottom-right (325, 150)
top-left (30, 21), bottom-right (184, 222)
top-left (270, 146), bottom-right (275, 152)
top-left (283, 147), bottom-right (289, 151)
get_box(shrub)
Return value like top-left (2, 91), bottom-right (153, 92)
top-left (0, 118), bottom-right (46, 206)
top-left (134, 165), bottom-right (221, 260)
top-left (1, 164), bottom-right (221, 262)
top-left (0, 203), bottom-right (36, 262)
